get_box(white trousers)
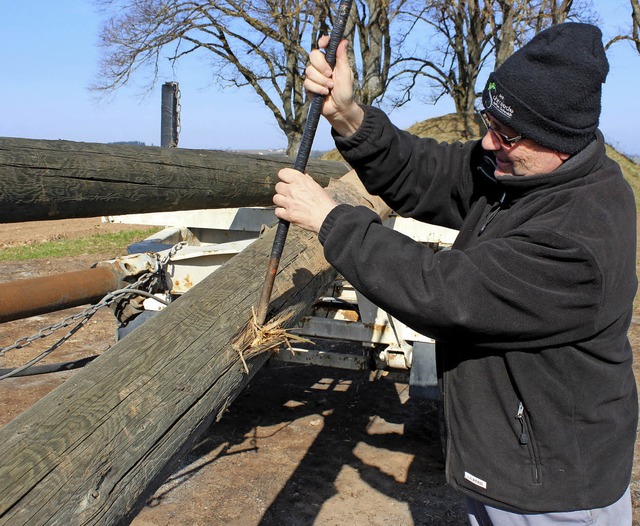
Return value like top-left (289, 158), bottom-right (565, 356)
top-left (465, 486), bottom-right (631, 526)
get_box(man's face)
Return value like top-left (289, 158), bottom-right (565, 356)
top-left (480, 114), bottom-right (569, 177)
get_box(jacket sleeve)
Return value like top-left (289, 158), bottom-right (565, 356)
top-left (333, 105), bottom-right (484, 230)
top-left (318, 204), bottom-right (603, 349)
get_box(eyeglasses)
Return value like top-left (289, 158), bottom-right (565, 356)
top-left (478, 109), bottom-right (522, 146)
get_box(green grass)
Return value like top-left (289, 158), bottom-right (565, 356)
top-left (0, 228), bottom-right (158, 262)
top-left (606, 146), bottom-right (640, 207)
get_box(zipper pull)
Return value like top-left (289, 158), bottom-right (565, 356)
top-left (516, 402), bottom-right (529, 445)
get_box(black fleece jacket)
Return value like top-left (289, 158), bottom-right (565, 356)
top-left (318, 106), bottom-right (638, 512)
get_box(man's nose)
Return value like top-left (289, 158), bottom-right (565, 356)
top-left (481, 130), bottom-right (500, 151)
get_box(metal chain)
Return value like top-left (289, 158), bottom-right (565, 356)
top-left (0, 272), bottom-right (149, 357)
top-left (0, 242), bottom-right (187, 377)
top-left (160, 241), bottom-right (186, 267)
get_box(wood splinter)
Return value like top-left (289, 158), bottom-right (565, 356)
top-left (232, 308), bottom-right (313, 374)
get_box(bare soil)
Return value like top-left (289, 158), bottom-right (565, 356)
top-left (0, 218), bottom-right (638, 525)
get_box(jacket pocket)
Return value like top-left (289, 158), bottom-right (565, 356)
top-left (516, 401), bottom-right (543, 485)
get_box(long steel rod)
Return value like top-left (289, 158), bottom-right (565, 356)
top-left (255, 0), bottom-right (354, 325)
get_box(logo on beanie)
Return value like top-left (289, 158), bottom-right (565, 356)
top-left (487, 82), bottom-right (514, 120)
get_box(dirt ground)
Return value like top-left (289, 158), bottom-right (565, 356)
top-left (1, 218), bottom-right (639, 526)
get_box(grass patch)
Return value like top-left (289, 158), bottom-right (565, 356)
top-left (606, 146), bottom-right (640, 207)
top-left (0, 228), bottom-right (158, 262)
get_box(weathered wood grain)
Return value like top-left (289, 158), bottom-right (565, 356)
top-left (0, 170), bottom-right (390, 525)
top-left (0, 137), bottom-right (349, 222)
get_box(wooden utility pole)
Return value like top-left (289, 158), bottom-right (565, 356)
top-left (0, 137), bottom-right (347, 223)
top-left (160, 82), bottom-right (180, 148)
top-left (0, 170), bottom-right (390, 525)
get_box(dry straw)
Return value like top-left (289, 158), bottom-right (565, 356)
top-left (232, 308), bottom-right (312, 374)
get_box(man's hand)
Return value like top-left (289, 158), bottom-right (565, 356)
top-left (304, 36), bottom-right (364, 137)
top-left (273, 168), bottom-right (337, 234)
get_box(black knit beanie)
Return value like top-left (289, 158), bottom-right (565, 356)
top-left (481, 23), bottom-right (609, 155)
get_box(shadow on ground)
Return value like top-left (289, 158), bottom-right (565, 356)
top-left (134, 361), bottom-right (466, 526)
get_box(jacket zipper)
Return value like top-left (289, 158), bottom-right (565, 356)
top-left (478, 191), bottom-right (506, 235)
top-left (516, 401), bottom-right (542, 485)
top-left (440, 350), bottom-right (454, 485)
top-left (516, 402), bottom-right (528, 444)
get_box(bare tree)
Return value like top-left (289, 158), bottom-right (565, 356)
top-left (392, 0), bottom-right (601, 137)
top-left (94, 0), bottom-right (616, 154)
top-left (633, 0), bottom-right (640, 53)
top-left (496, 0), bottom-right (595, 63)
top-left (605, 0), bottom-right (640, 54)
top-left (392, 0), bottom-right (495, 136)
top-left (94, 0), bottom-right (340, 156)
top-left (93, 0), bottom-right (420, 155)
top-left (348, 0), bottom-right (393, 105)
top-left (491, 0), bottom-right (536, 69)
top-left (531, 0), bottom-right (574, 30)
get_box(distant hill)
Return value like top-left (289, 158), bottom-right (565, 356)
top-left (109, 141), bottom-right (146, 147)
top-left (321, 112), bottom-right (640, 205)
top-left (605, 146), bottom-right (640, 205)
top-left (405, 112), bottom-right (484, 142)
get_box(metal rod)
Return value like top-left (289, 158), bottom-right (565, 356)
top-left (255, 0), bottom-right (354, 326)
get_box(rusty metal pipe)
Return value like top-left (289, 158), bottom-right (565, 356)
top-left (0, 267), bottom-right (125, 323)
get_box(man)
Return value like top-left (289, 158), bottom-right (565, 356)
top-left (273, 22), bottom-right (637, 525)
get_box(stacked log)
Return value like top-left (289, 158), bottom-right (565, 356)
top-left (0, 169), bottom-right (390, 525)
top-left (0, 137), bottom-right (348, 222)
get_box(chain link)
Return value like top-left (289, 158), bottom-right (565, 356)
top-left (0, 242), bottom-right (187, 379)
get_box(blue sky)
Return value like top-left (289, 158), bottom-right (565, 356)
top-left (1, 1), bottom-right (639, 155)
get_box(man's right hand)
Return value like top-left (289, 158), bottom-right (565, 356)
top-left (273, 168), bottom-right (337, 234)
top-left (304, 35), bottom-right (364, 137)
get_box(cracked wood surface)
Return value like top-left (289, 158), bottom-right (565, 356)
top-left (0, 137), bottom-right (349, 223)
